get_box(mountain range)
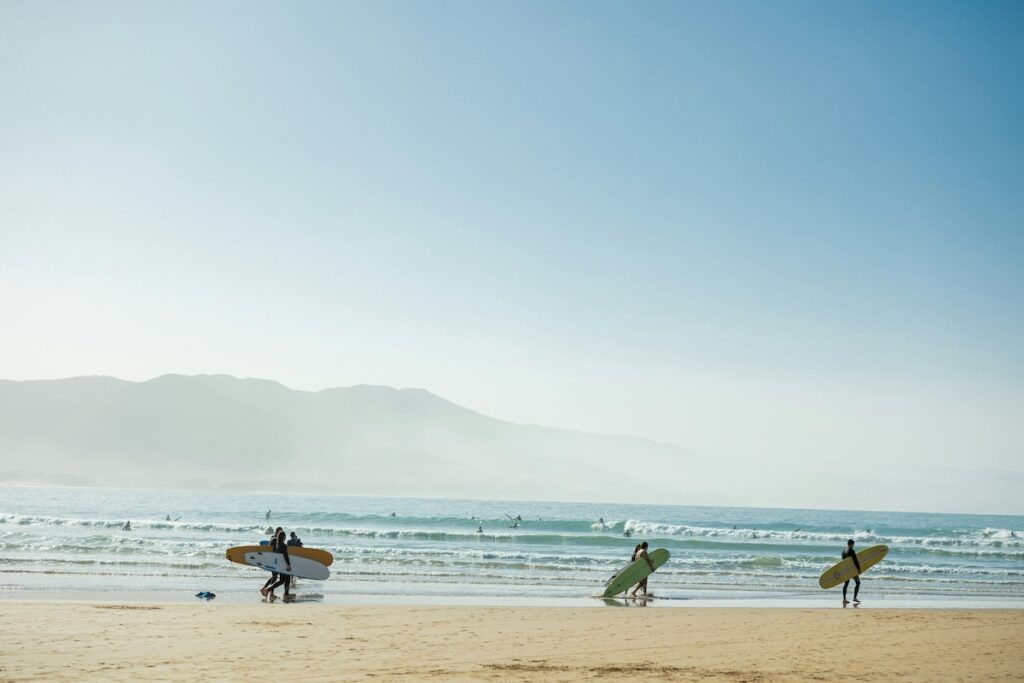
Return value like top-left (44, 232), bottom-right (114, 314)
top-left (2, 374), bottom-right (1020, 513)
top-left (0, 374), bottom-right (705, 502)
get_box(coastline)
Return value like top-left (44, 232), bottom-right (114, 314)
top-left (3, 602), bottom-right (1022, 682)
top-left (4, 587), bottom-right (1024, 610)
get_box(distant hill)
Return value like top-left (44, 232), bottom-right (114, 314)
top-left (0, 374), bottom-right (706, 502)
top-left (4, 374), bottom-right (1020, 513)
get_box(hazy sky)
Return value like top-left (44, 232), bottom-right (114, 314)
top-left (2, 1), bottom-right (1022, 476)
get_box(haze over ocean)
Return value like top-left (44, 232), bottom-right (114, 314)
top-left (2, 1), bottom-right (1022, 516)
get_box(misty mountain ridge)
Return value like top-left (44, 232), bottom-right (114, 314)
top-left (2, 374), bottom-right (1020, 513)
top-left (0, 374), bottom-right (701, 502)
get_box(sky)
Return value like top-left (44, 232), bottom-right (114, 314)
top-left (1, 1), bottom-right (1022, 488)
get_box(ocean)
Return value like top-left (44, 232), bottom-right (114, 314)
top-left (1, 486), bottom-right (1021, 606)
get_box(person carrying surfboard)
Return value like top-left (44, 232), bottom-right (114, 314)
top-left (630, 542), bottom-right (655, 597)
top-left (261, 527), bottom-right (284, 598)
top-left (842, 539), bottom-right (862, 605)
top-left (263, 530), bottom-right (293, 600)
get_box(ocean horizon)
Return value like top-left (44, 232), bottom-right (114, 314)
top-left (2, 485), bottom-right (1021, 607)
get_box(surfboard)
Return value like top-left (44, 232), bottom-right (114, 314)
top-left (818, 544), bottom-right (889, 589)
top-left (226, 545), bottom-right (334, 567)
top-left (244, 551), bottom-right (330, 580)
top-left (602, 548), bottom-right (670, 597)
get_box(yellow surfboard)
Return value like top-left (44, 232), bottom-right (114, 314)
top-left (226, 545), bottom-right (334, 567)
top-left (818, 544), bottom-right (888, 589)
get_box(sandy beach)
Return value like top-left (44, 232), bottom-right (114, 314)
top-left (2, 602), bottom-right (1021, 682)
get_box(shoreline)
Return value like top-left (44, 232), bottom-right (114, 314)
top-left (3, 602), bottom-right (1022, 682)
top-left (3, 588), bottom-right (1023, 610)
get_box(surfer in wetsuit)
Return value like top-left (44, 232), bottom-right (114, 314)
top-left (264, 530), bottom-right (292, 600)
top-left (287, 532), bottom-right (303, 547)
top-left (261, 527), bottom-right (284, 598)
top-left (630, 542), bottom-right (655, 597)
top-left (842, 539), bottom-right (861, 605)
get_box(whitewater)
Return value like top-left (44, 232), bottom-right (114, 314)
top-left (1, 486), bottom-right (1021, 605)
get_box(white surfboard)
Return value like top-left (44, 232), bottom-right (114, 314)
top-left (244, 551), bottom-right (330, 580)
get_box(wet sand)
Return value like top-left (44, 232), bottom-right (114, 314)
top-left (2, 602), bottom-right (1022, 681)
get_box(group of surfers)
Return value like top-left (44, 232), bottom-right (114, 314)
top-left (259, 527), bottom-right (303, 601)
top-left (249, 522), bottom-right (868, 605)
top-left (622, 539), bottom-right (866, 603)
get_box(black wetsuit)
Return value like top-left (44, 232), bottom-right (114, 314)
top-left (268, 539), bottom-right (291, 595)
top-left (262, 536), bottom-right (279, 592)
top-left (842, 546), bottom-right (861, 601)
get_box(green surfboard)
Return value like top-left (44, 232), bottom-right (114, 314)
top-left (602, 548), bottom-right (670, 597)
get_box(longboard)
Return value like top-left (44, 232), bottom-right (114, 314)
top-left (603, 548), bottom-right (670, 597)
top-left (244, 551), bottom-right (330, 580)
top-left (818, 544), bottom-right (889, 589)
top-left (226, 545), bottom-right (334, 567)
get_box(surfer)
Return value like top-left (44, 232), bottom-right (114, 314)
top-left (476, 525), bottom-right (483, 533)
top-left (842, 539), bottom-right (862, 605)
top-left (263, 530), bottom-right (292, 599)
top-left (630, 542), bottom-right (655, 597)
top-left (265, 510), bottom-right (271, 520)
top-left (261, 527), bottom-right (284, 598)
top-left (287, 532), bottom-right (303, 547)
top-left (122, 521), bottom-right (131, 531)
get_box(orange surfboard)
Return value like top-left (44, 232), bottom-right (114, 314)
top-left (226, 545), bottom-right (333, 567)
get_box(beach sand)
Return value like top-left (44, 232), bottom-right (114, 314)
top-left (2, 602), bottom-right (1021, 682)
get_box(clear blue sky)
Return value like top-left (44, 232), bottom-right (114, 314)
top-left (2, 1), bottom-right (1021, 482)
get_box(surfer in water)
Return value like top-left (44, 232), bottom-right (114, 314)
top-left (842, 539), bottom-right (862, 605)
top-left (630, 542), bottom-right (655, 597)
top-left (287, 532), bottom-right (303, 547)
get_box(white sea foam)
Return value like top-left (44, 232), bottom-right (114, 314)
top-left (620, 520), bottom-right (1023, 549)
